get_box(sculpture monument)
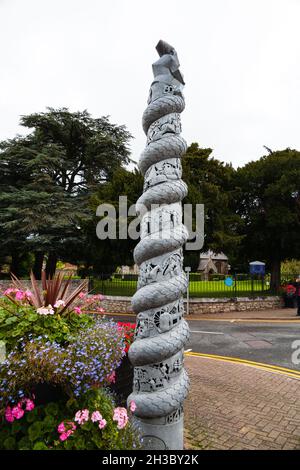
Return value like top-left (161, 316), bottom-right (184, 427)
top-left (128, 40), bottom-right (190, 450)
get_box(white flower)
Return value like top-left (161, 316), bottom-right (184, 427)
top-left (37, 305), bottom-right (54, 315)
top-left (46, 305), bottom-right (54, 315)
top-left (54, 299), bottom-right (65, 308)
top-left (37, 307), bottom-right (49, 315)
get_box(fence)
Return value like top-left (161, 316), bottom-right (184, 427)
top-left (88, 272), bottom-right (292, 298)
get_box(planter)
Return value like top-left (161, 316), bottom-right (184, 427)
top-left (109, 355), bottom-right (134, 406)
top-left (33, 383), bottom-right (67, 406)
top-left (283, 295), bottom-right (296, 308)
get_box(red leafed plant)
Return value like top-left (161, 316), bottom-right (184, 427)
top-left (5, 271), bottom-right (88, 315)
top-left (117, 322), bottom-right (136, 353)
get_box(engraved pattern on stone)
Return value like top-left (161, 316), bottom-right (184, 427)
top-left (128, 40), bottom-right (190, 450)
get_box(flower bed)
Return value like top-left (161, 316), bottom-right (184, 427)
top-left (0, 272), bottom-right (140, 450)
top-left (280, 283), bottom-right (297, 308)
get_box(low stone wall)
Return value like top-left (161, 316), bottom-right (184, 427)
top-left (0, 279), bottom-right (87, 293)
top-left (0, 279), bottom-right (283, 315)
top-left (101, 295), bottom-right (284, 315)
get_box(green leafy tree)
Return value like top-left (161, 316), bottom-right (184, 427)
top-left (182, 143), bottom-right (243, 270)
top-left (86, 167), bottom-right (143, 276)
top-left (281, 259), bottom-right (300, 275)
top-left (0, 108), bottom-right (131, 278)
top-left (233, 148), bottom-right (300, 290)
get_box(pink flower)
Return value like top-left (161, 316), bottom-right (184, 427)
top-left (4, 288), bottom-right (16, 296)
top-left (97, 307), bottom-right (105, 314)
top-left (57, 421), bottom-right (76, 436)
top-left (94, 294), bottom-right (105, 301)
top-left (91, 411), bottom-right (102, 422)
top-left (78, 292), bottom-right (86, 299)
top-left (11, 405), bottom-right (24, 420)
top-left (54, 299), bottom-right (65, 308)
top-left (74, 307), bottom-right (82, 315)
top-left (129, 400), bottom-right (136, 413)
top-left (113, 407), bottom-right (128, 429)
top-left (57, 421), bottom-right (76, 440)
top-left (5, 406), bottom-right (14, 423)
top-left (15, 290), bottom-right (25, 301)
top-left (25, 290), bottom-right (33, 299)
top-left (74, 409), bottom-right (89, 425)
top-left (70, 422), bottom-right (76, 431)
top-left (106, 371), bottom-right (116, 384)
top-left (59, 432), bottom-right (68, 442)
top-left (98, 419), bottom-right (107, 429)
top-left (25, 399), bottom-right (35, 411)
top-left (57, 422), bottom-right (66, 433)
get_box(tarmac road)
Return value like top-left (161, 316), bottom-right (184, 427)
top-left (109, 313), bottom-right (300, 370)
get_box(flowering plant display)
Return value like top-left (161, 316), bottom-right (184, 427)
top-left (0, 301), bottom-right (93, 352)
top-left (0, 274), bottom-right (106, 352)
top-left (2, 271), bottom-right (105, 317)
top-left (281, 283), bottom-right (296, 297)
top-left (5, 271), bottom-right (88, 313)
top-left (0, 389), bottom-right (140, 450)
top-left (0, 276), bottom-right (139, 450)
top-left (117, 322), bottom-right (136, 353)
top-left (0, 319), bottom-right (125, 406)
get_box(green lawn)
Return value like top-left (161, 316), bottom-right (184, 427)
top-left (91, 278), bottom-right (271, 298)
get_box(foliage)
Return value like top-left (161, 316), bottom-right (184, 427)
top-left (0, 301), bottom-right (92, 352)
top-left (0, 108), bottom-right (132, 277)
top-left (233, 148), bottom-right (300, 289)
top-left (280, 284), bottom-right (296, 297)
top-left (0, 270), bottom-right (107, 351)
top-left (0, 389), bottom-right (140, 450)
top-left (8, 271), bottom-right (87, 313)
top-left (281, 259), bottom-right (300, 275)
top-left (87, 167), bottom-right (143, 275)
top-left (182, 143), bottom-right (244, 265)
top-left (117, 322), bottom-right (136, 353)
top-left (0, 318), bottom-right (125, 406)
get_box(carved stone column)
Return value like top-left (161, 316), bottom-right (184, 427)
top-left (127, 40), bottom-right (190, 450)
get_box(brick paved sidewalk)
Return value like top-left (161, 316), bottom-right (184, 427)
top-left (184, 356), bottom-right (300, 450)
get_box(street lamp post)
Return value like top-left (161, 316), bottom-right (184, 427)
top-left (185, 266), bottom-right (191, 316)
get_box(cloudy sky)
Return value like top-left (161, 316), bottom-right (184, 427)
top-left (1, 0), bottom-right (299, 168)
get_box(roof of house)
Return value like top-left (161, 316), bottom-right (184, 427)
top-left (199, 250), bottom-right (228, 261)
top-left (198, 258), bottom-right (218, 272)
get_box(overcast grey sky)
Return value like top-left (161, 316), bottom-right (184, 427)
top-left (1, 0), bottom-right (299, 168)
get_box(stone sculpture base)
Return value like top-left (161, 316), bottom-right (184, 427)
top-left (133, 414), bottom-right (184, 450)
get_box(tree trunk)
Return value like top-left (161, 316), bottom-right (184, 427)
top-left (270, 258), bottom-right (281, 293)
top-left (33, 252), bottom-right (44, 279)
top-left (45, 252), bottom-right (57, 279)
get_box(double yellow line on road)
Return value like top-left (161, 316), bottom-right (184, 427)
top-left (185, 352), bottom-right (300, 380)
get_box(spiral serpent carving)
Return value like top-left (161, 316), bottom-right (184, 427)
top-left (128, 40), bottom-right (190, 450)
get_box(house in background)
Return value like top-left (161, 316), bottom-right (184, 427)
top-left (118, 264), bottom-right (139, 275)
top-left (197, 250), bottom-right (229, 279)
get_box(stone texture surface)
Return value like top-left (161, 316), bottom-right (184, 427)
top-left (0, 279), bottom-right (85, 293)
top-left (100, 295), bottom-right (283, 315)
top-left (128, 40), bottom-right (189, 450)
top-left (184, 356), bottom-right (300, 450)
